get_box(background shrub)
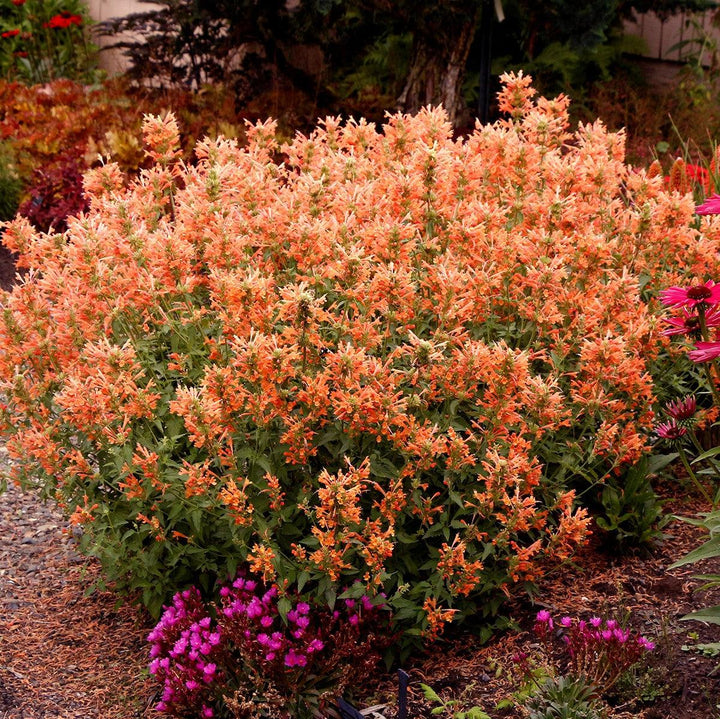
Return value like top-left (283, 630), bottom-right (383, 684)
top-left (1, 75), bottom-right (716, 644)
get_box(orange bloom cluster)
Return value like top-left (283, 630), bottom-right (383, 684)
top-left (1, 78), bottom-right (712, 636)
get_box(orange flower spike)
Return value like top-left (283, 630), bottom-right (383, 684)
top-left (142, 112), bottom-right (182, 167)
top-left (179, 459), bottom-right (218, 498)
top-left (218, 478), bottom-right (254, 526)
top-left (667, 157), bottom-right (689, 194)
top-left (437, 537), bottom-right (484, 596)
top-left (118, 473), bottom-right (145, 500)
top-left (248, 543), bottom-right (277, 583)
top-left (421, 597), bottom-right (458, 640)
top-left (497, 70), bottom-right (537, 122)
top-left (69, 494), bottom-right (99, 526)
top-left (262, 472), bottom-right (285, 512)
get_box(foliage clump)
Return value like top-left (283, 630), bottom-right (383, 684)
top-left (0, 74), bottom-right (715, 642)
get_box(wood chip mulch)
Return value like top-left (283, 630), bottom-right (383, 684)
top-left (0, 461), bottom-right (155, 719)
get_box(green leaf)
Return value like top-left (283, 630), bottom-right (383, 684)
top-left (297, 571), bottom-right (310, 592)
top-left (670, 536), bottom-right (720, 568)
top-left (420, 683), bottom-right (442, 704)
top-left (680, 605), bottom-right (720, 625)
top-left (456, 709), bottom-right (491, 719)
top-left (691, 447), bottom-right (720, 464)
top-left (277, 596), bottom-right (292, 619)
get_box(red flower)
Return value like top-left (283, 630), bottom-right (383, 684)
top-left (46, 13), bottom-right (82, 29)
top-left (12, 0), bottom-right (26, 5)
top-left (686, 163), bottom-right (709, 184)
top-left (1, 29), bottom-right (20, 38)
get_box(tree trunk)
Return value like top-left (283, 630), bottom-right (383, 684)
top-left (396, 5), bottom-right (480, 126)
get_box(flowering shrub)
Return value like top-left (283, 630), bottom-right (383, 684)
top-left (0, 0), bottom-right (98, 84)
top-left (2, 73), bottom-right (717, 640)
top-left (147, 575), bottom-right (392, 718)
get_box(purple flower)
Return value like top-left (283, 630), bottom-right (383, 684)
top-left (284, 649), bottom-right (308, 667)
top-left (638, 636), bottom-right (655, 651)
top-left (590, 617), bottom-right (602, 628)
top-left (559, 616), bottom-right (573, 628)
top-left (536, 610), bottom-right (553, 627)
top-left (361, 595), bottom-right (374, 611)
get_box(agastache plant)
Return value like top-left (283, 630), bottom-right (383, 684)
top-left (147, 574), bottom-right (393, 718)
top-left (530, 611), bottom-right (654, 695)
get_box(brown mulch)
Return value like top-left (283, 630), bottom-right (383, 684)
top-left (0, 465), bottom-right (156, 719)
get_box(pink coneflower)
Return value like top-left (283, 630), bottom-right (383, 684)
top-left (665, 395), bottom-right (697, 421)
top-left (655, 419), bottom-right (687, 440)
top-left (696, 194), bottom-right (720, 215)
top-left (688, 341), bottom-right (720, 363)
top-left (662, 306), bottom-right (720, 336)
top-left (660, 280), bottom-right (720, 309)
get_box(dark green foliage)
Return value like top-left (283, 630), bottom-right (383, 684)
top-left (0, 143), bottom-right (22, 223)
top-left (595, 453), bottom-right (675, 549)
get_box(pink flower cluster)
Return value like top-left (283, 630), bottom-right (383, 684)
top-left (660, 280), bottom-right (720, 363)
top-left (146, 573), bottom-right (391, 717)
top-left (533, 611), bottom-right (654, 691)
top-left (220, 577), bottom-right (326, 669)
top-left (147, 587), bottom-right (222, 718)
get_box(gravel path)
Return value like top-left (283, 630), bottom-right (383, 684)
top-left (0, 445), bottom-right (154, 719)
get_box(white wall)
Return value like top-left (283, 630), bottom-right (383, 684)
top-left (624, 9), bottom-right (720, 67)
top-left (87, 0), bottom-right (163, 74)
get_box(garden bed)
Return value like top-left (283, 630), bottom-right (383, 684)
top-left (1, 467), bottom-right (719, 718)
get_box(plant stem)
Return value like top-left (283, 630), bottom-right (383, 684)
top-left (678, 442), bottom-right (713, 506)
